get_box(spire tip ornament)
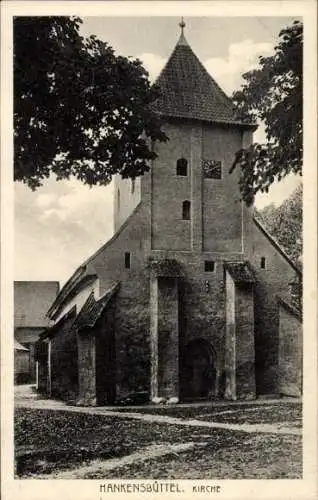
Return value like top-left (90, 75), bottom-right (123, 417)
top-left (179, 17), bottom-right (186, 34)
top-left (177, 17), bottom-right (188, 46)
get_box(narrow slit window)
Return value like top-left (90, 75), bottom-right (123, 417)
top-left (131, 178), bottom-right (135, 194)
top-left (182, 200), bottom-right (191, 220)
top-left (117, 188), bottom-right (120, 210)
top-left (260, 257), bottom-right (266, 269)
top-left (125, 252), bottom-right (131, 269)
top-left (176, 158), bottom-right (188, 176)
top-left (204, 260), bottom-right (215, 272)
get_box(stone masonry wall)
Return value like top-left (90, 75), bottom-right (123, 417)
top-left (157, 277), bottom-right (179, 399)
top-left (235, 284), bottom-right (255, 399)
top-left (244, 217), bottom-right (300, 394)
top-left (95, 301), bottom-right (117, 405)
top-left (151, 121), bottom-right (245, 253)
top-left (77, 331), bottom-right (96, 406)
top-left (278, 306), bottom-right (302, 397)
top-left (50, 311), bottom-right (78, 402)
top-left (113, 174), bottom-right (141, 233)
top-left (224, 272), bottom-right (236, 399)
top-left (52, 114), bottom-right (298, 403)
top-left (151, 122), bottom-right (192, 251)
top-left (202, 124), bottom-right (243, 252)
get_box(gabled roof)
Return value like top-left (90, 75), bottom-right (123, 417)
top-left (224, 261), bottom-right (255, 284)
top-left (277, 294), bottom-right (302, 321)
top-left (253, 216), bottom-right (302, 276)
top-left (14, 281), bottom-right (60, 328)
top-left (74, 282), bottom-right (120, 331)
top-left (152, 32), bottom-right (256, 129)
top-left (47, 273), bottom-right (98, 320)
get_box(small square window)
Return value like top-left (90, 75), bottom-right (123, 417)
top-left (204, 260), bottom-right (215, 272)
top-left (260, 257), bottom-right (266, 269)
top-left (125, 252), bottom-right (131, 269)
top-left (202, 159), bottom-right (222, 179)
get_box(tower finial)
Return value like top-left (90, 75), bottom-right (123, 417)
top-left (177, 17), bottom-right (188, 46)
top-left (179, 17), bottom-right (185, 34)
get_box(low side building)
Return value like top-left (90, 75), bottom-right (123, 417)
top-left (14, 281), bottom-right (60, 383)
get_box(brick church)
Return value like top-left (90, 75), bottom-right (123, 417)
top-left (36, 24), bottom-right (302, 406)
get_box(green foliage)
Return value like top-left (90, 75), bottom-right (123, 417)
top-left (257, 184), bottom-right (302, 264)
top-left (231, 21), bottom-right (302, 204)
top-left (14, 17), bottom-right (167, 189)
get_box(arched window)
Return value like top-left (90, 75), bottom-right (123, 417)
top-left (176, 158), bottom-right (188, 176)
top-left (182, 200), bottom-right (191, 220)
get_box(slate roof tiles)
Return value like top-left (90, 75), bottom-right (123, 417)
top-left (153, 33), bottom-right (256, 128)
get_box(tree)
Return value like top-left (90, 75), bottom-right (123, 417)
top-left (231, 20), bottom-right (302, 205)
top-left (257, 184), bottom-right (302, 265)
top-left (14, 17), bottom-right (167, 190)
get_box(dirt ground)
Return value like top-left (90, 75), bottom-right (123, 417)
top-left (14, 385), bottom-right (302, 479)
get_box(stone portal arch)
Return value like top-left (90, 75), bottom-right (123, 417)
top-left (181, 338), bottom-right (217, 400)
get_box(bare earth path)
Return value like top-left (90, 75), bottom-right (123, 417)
top-left (35, 442), bottom-right (209, 479)
top-left (15, 385), bottom-right (301, 436)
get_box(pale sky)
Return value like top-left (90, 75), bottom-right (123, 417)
top-left (14, 16), bottom-right (302, 284)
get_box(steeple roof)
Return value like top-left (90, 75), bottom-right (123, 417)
top-left (153, 29), bottom-right (255, 128)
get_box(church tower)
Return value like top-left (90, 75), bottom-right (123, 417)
top-left (113, 20), bottom-right (256, 251)
top-left (111, 22), bottom-right (259, 402)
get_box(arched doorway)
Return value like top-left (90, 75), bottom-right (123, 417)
top-left (181, 339), bottom-right (216, 400)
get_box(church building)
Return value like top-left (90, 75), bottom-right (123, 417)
top-left (37, 24), bottom-right (302, 406)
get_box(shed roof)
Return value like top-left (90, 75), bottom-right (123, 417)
top-left (152, 32), bottom-right (256, 128)
top-left (14, 281), bottom-right (60, 328)
top-left (224, 261), bottom-right (255, 284)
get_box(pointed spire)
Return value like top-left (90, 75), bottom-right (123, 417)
top-left (177, 17), bottom-right (189, 46)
